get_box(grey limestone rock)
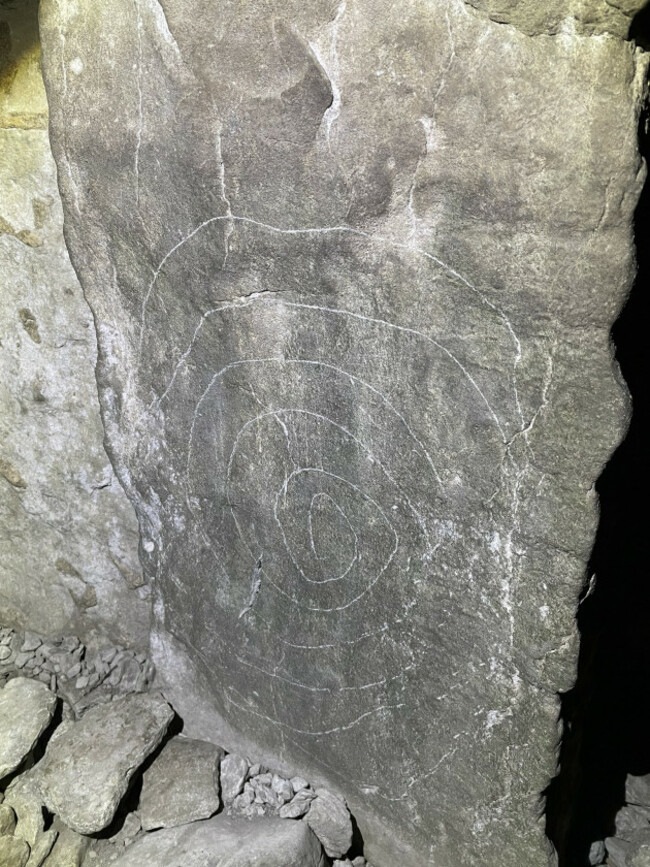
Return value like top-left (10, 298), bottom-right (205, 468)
top-left (38, 693), bottom-right (174, 834)
top-left (40, 820), bottom-right (90, 867)
top-left (0, 836), bottom-right (30, 867)
top-left (0, 804), bottom-right (16, 836)
top-left (26, 829), bottom-right (58, 867)
top-left (220, 753), bottom-right (249, 804)
top-left (4, 768), bottom-right (47, 847)
top-left (139, 735), bottom-right (223, 830)
top-left (108, 814), bottom-right (325, 867)
top-left (280, 789), bottom-right (316, 820)
top-left (627, 774), bottom-right (650, 809)
top-left (0, 0), bottom-right (148, 649)
top-left (0, 678), bottom-right (57, 779)
top-left (306, 789), bottom-right (353, 859)
top-left (37, 0), bottom-right (649, 863)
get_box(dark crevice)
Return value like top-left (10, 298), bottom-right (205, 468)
top-left (544, 13), bottom-right (650, 866)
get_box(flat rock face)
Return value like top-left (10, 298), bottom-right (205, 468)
top-left (0, 0), bottom-right (149, 646)
top-left (110, 815), bottom-right (324, 867)
top-left (0, 678), bottom-right (57, 779)
top-left (139, 736), bottom-right (224, 830)
top-left (38, 693), bottom-right (174, 834)
top-left (38, 1), bottom-right (648, 865)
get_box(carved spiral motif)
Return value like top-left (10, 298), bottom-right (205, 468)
top-left (147, 222), bottom-right (508, 747)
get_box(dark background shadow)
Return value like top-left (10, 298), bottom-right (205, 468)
top-left (545, 9), bottom-right (650, 864)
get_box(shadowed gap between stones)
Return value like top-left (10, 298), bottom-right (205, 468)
top-left (544, 9), bottom-right (650, 865)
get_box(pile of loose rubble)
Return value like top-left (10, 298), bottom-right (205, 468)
top-left (598, 775), bottom-right (650, 867)
top-left (0, 626), bottom-right (371, 867)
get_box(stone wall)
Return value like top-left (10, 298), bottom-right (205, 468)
top-left (34, 0), bottom-right (649, 865)
top-left (0, 0), bottom-right (149, 647)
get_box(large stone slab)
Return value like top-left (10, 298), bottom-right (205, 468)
top-left (139, 736), bottom-right (224, 830)
top-left (110, 815), bottom-right (324, 867)
top-left (38, 1), bottom-right (648, 865)
top-left (0, 0), bottom-right (149, 646)
top-left (38, 693), bottom-right (174, 834)
top-left (0, 678), bottom-right (57, 779)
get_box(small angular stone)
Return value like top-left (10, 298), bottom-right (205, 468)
top-left (0, 803), bottom-right (16, 835)
top-left (25, 829), bottom-right (57, 867)
top-left (108, 812), bottom-right (141, 847)
top-left (20, 634), bottom-right (42, 654)
top-left (39, 692), bottom-right (174, 834)
top-left (13, 653), bottom-right (32, 669)
top-left (0, 836), bottom-right (30, 867)
top-left (4, 770), bottom-right (46, 846)
top-left (279, 789), bottom-right (315, 820)
top-left (101, 648), bottom-right (118, 664)
top-left (139, 736), bottom-right (223, 831)
top-left (291, 777), bottom-right (310, 792)
top-left (0, 678), bottom-right (58, 779)
top-left (272, 774), bottom-right (294, 802)
top-left (43, 820), bottom-right (90, 867)
top-left (220, 753), bottom-right (249, 803)
top-left (305, 789), bottom-right (353, 858)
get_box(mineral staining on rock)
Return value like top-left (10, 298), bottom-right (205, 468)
top-left (39, 693), bottom-right (174, 834)
top-left (38, 0), bottom-right (648, 864)
top-left (139, 736), bottom-right (224, 830)
top-left (0, 677), bottom-right (57, 779)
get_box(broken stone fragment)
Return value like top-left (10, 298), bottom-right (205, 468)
top-left (25, 829), bottom-right (58, 867)
top-left (305, 789), bottom-right (353, 859)
top-left (107, 812), bottom-right (141, 847)
top-left (38, 692), bottom-right (174, 834)
top-left (272, 773), bottom-right (294, 803)
top-left (219, 753), bottom-right (249, 803)
top-left (0, 678), bottom-right (58, 779)
top-left (4, 769), bottom-right (47, 847)
top-left (139, 736), bottom-right (223, 830)
top-left (0, 835), bottom-right (30, 867)
top-left (20, 634), bottom-right (42, 654)
top-left (109, 814), bottom-right (325, 867)
top-left (40, 819), bottom-right (90, 867)
top-left (0, 803), bottom-right (16, 836)
top-left (279, 789), bottom-right (316, 820)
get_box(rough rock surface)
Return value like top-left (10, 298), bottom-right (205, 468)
top-left (40, 820), bottom-right (90, 867)
top-left (0, 678), bottom-right (57, 779)
top-left (4, 768), bottom-right (47, 847)
top-left (0, 835), bottom-right (30, 867)
top-left (220, 753), bottom-right (249, 804)
top-left (109, 814), bottom-right (325, 867)
top-left (139, 735), bottom-right (223, 830)
top-left (38, 693), bottom-right (173, 834)
top-left (38, 1), bottom-right (649, 864)
top-left (306, 789), bottom-right (353, 858)
top-left (0, 0), bottom-right (148, 646)
top-left (0, 804), bottom-right (16, 836)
